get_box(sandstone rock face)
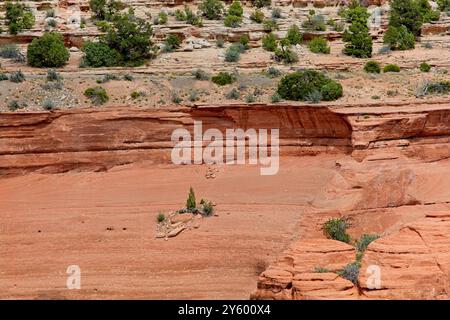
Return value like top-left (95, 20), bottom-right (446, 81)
top-left (251, 239), bottom-right (358, 300)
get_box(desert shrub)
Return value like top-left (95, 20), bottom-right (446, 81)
top-left (266, 67), bottom-right (281, 78)
top-left (416, 80), bottom-right (450, 96)
top-left (6, 2), bottom-right (35, 35)
top-left (383, 25), bottom-right (415, 50)
top-left (277, 70), bottom-right (343, 102)
top-left (250, 9), bottom-right (265, 23)
top-left (419, 62), bottom-right (431, 72)
top-left (338, 262), bottom-right (360, 284)
top-left (9, 71), bottom-right (25, 83)
top-left (153, 12), bottom-right (168, 25)
top-left (8, 100), bottom-right (23, 111)
top-left (164, 34), bottom-right (182, 52)
top-left (46, 9), bottom-right (55, 18)
top-left (228, 1), bottom-right (243, 17)
top-left (270, 92), bottom-right (282, 103)
top-left (436, 0), bottom-right (449, 11)
top-left (383, 64), bottom-right (401, 72)
top-left (417, 0), bottom-right (440, 22)
top-left (364, 61), bottom-right (381, 73)
top-left (327, 19), bottom-right (344, 32)
top-left (175, 5), bottom-right (203, 26)
top-left (200, 199), bottom-right (214, 216)
top-left (81, 41), bottom-right (121, 67)
top-left (42, 80), bottom-right (64, 91)
top-left (95, 20), bottom-right (110, 32)
top-left (212, 71), bottom-right (235, 86)
top-left (263, 19), bottom-right (278, 31)
top-left (42, 99), bottom-right (55, 110)
top-left (285, 24), bottom-right (302, 45)
top-left (308, 37), bottom-right (330, 54)
top-left (0, 44), bottom-right (25, 62)
top-left (262, 32), bottom-right (277, 51)
top-left (274, 40), bottom-right (298, 64)
top-left (103, 13), bottom-right (155, 66)
top-left (323, 217), bottom-right (350, 243)
top-left (47, 18), bottom-right (57, 28)
top-left (123, 74), bottom-right (134, 81)
top-left (252, 0), bottom-right (271, 7)
top-left (225, 45), bottom-right (241, 62)
top-left (314, 266), bottom-right (331, 273)
top-left (156, 212), bottom-right (165, 223)
top-left (89, 0), bottom-right (123, 21)
top-left (343, 4), bottom-right (372, 58)
top-left (47, 69), bottom-right (62, 81)
top-left (225, 88), bottom-right (240, 99)
top-left (0, 73), bottom-right (8, 81)
top-left (186, 187), bottom-right (196, 210)
top-left (302, 11), bottom-right (326, 31)
top-left (171, 92), bottom-right (182, 104)
top-left (245, 93), bottom-right (256, 103)
top-left (356, 234), bottom-right (380, 252)
top-left (188, 89), bottom-right (199, 102)
top-left (271, 8), bottom-right (282, 19)
top-left (27, 32), bottom-right (69, 68)
top-left (193, 68), bottom-right (209, 80)
top-left (224, 14), bottom-right (242, 28)
top-left (305, 90), bottom-right (322, 103)
top-left (84, 86), bottom-right (109, 105)
top-left (239, 35), bottom-right (250, 50)
top-left (199, 0), bottom-right (224, 20)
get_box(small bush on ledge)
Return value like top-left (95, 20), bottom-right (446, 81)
top-left (364, 61), bottom-right (381, 73)
top-left (383, 64), bottom-right (401, 73)
top-left (212, 71), bottom-right (235, 86)
top-left (323, 217), bottom-right (350, 243)
top-left (84, 86), bottom-right (109, 105)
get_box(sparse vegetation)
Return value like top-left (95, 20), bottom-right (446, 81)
top-left (285, 24), bottom-right (302, 46)
top-left (337, 261), bottom-right (360, 284)
top-left (156, 212), bottom-right (166, 223)
top-left (342, 3), bottom-right (372, 58)
top-left (302, 10), bottom-right (326, 31)
top-left (419, 62), bottom-right (431, 72)
top-left (383, 25), bottom-right (415, 50)
top-left (199, 0), bottom-right (224, 20)
top-left (274, 39), bottom-right (298, 64)
top-left (186, 186), bottom-right (196, 210)
top-left (193, 69), bottom-right (210, 80)
top-left (262, 33), bottom-right (277, 52)
top-left (84, 86), bottom-right (109, 105)
top-left (9, 71), bottom-right (25, 83)
top-left (308, 37), bottom-right (330, 54)
top-left (250, 9), bottom-right (265, 23)
top-left (200, 199), bottom-right (214, 216)
top-left (212, 71), bottom-right (235, 86)
top-left (226, 88), bottom-right (240, 99)
top-left (163, 34), bottom-right (182, 52)
top-left (6, 2), bottom-right (35, 35)
top-left (383, 64), bottom-right (401, 73)
top-left (356, 234), bottom-right (380, 252)
top-left (323, 217), bottom-right (350, 243)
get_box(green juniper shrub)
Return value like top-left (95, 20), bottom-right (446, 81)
top-left (383, 64), bottom-right (401, 72)
top-left (164, 34), bottom-right (182, 52)
top-left (285, 24), bottom-right (302, 45)
top-left (199, 0), bottom-right (224, 20)
top-left (216, 38), bottom-right (225, 48)
top-left (226, 88), bottom-right (240, 99)
top-left (239, 35), bottom-right (250, 50)
top-left (342, 4), bottom-right (372, 58)
top-left (274, 39), bottom-right (298, 64)
top-left (175, 5), bottom-right (203, 26)
top-left (200, 199), bottom-right (214, 216)
top-left (84, 86), bottom-right (109, 105)
top-left (436, 0), bottom-right (449, 11)
top-left (228, 1), bottom-right (243, 17)
top-left (262, 32), bottom-right (277, 51)
top-left (193, 68), bottom-right (210, 80)
top-left (212, 71), bottom-right (235, 86)
top-left (156, 212), bottom-right (165, 223)
top-left (95, 20), bottom-right (110, 32)
top-left (322, 217), bottom-right (350, 243)
top-left (308, 37), bottom-right (330, 54)
top-left (338, 261), bottom-right (360, 284)
top-left (364, 60), bottom-right (381, 73)
top-left (9, 70), bottom-right (25, 83)
top-left (89, 0), bottom-right (123, 21)
top-left (419, 62), bottom-right (431, 72)
top-left (263, 19), bottom-right (278, 31)
top-left (224, 14), bottom-right (242, 28)
top-left (356, 234), bottom-right (380, 252)
top-left (0, 73), bottom-right (8, 81)
top-left (250, 9), bottom-right (265, 23)
top-left (277, 70), bottom-right (343, 101)
top-left (389, 0), bottom-right (423, 36)
top-left (186, 187), bottom-right (196, 210)
top-left (6, 2), bottom-right (35, 35)
top-left (27, 32), bottom-right (69, 68)
top-left (81, 41), bottom-right (121, 67)
top-left (383, 25), bottom-right (415, 50)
